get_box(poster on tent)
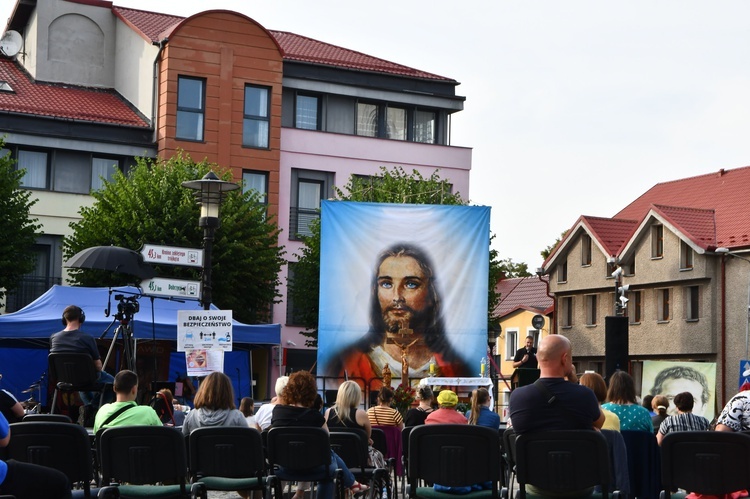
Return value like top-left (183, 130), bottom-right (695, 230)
top-left (176, 310), bottom-right (233, 351)
top-left (316, 201), bottom-right (491, 386)
top-left (185, 349), bottom-right (224, 376)
top-left (641, 360), bottom-right (717, 420)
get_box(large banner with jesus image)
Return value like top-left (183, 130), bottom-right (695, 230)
top-left (317, 201), bottom-right (491, 387)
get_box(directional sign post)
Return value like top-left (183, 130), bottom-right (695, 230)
top-left (141, 244), bottom-right (203, 267)
top-left (141, 277), bottom-right (201, 299)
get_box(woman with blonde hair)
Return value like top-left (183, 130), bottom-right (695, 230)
top-left (325, 381), bottom-right (371, 439)
top-left (465, 387), bottom-right (501, 428)
top-left (181, 372), bottom-right (247, 436)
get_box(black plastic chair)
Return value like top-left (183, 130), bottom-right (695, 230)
top-left (400, 426), bottom-right (415, 497)
top-left (188, 426), bottom-right (266, 497)
top-left (330, 428), bottom-right (390, 498)
top-left (6, 421), bottom-right (116, 499)
top-left (501, 427), bottom-right (517, 499)
top-left (621, 429), bottom-right (661, 499)
top-left (513, 430), bottom-right (612, 499)
top-left (408, 424), bottom-right (502, 499)
top-left (22, 413), bottom-right (73, 423)
top-left (266, 426), bottom-right (344, 499)
top-left (48, 352), bottom-right (110, 417)
top-left (372, 426), bottom-right (398, 494)
top-left (660, 431), bottom-right (750, 499)
top-left (98, 425), bottom-right (204, 498)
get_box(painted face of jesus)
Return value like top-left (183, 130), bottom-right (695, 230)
top-left (377, 255), bottom-right (432, 333)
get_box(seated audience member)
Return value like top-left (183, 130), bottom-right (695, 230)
top-left (155, 388), bottom-right (186, 426)
top-left (240, 397), bottom-right (256, 427)
top-left (651, 395), bottom-right (669, 434)
top-left (367, 386), bottom-right (404, 429)
top-left (93, 370), bottom-right (162, 433)
top-left (602, 371), bottom-right (653, 432)
top-left (325, 381), bottom-right (371, 438)
top-left (641, 394), bottom-right (656, 417)
top-left (509, 335), bottom-right (604, 434)
top-left (0, 387), bottom-right (24, 424)
top-left (404, 386), bottom-right (434, 427)
top-left (254, 376), bottom-right (289, 431)
top-left (0, 411), bottom-right (72, 499)
top-left (181, 371), bottom-right (248, 436)
top-left (579, 372), bottom-right (620, 431)
top-left (656, 391), bottom-right (710, 445)
top-left (425, 390), bottom-right (467, 425)
top-left (715, 388), bottom-right (750, 432)
top-left (465, 388), bottom-right (500, 428)
top-left (271, 371), bottom-right (368, 499)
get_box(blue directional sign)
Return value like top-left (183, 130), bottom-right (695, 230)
top-left (739, 360), bottom-right (750, 390)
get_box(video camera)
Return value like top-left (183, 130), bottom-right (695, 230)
top-left (114, 294), bottom-right (140, 322)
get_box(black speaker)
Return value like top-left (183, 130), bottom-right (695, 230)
top-left (605, 315), bottom-right (629, 381)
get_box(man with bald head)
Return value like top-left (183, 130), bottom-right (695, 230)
top-left (508, 334), bottom-right (604, 433)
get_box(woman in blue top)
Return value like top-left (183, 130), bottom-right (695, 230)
top-left (465, 387), bottom-right (501, 429)
top-left (0, 411), bottom-right (71, 498)
top-left (602, 371), bottom-right (653, 432)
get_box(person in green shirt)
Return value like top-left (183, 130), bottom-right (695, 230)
top-left (94, 370), bottom-right (162, 433)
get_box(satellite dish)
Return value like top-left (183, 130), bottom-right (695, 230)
top-left (0, 30), bottom-right (23, 58)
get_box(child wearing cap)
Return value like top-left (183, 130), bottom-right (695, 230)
top-left (425, 390), bottom-right (467, 425)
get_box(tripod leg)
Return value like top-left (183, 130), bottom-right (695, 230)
top-left (103, 326), bottom-right (121, 371)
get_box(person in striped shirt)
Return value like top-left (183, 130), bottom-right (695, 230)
top-left (656, 391), bottom-right (710, 445)
top-left (367, 386), bottom-right (404, 429)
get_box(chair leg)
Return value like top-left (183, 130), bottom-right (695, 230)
top-left (51, 389), bottom-right (58, 414)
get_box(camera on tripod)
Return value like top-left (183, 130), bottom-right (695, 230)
top-left (114, 294), bottom-right (140, 322)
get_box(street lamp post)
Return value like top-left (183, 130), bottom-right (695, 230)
top-left (182, 171), bottom-right (239, 310)
top-left (716, 247), bottom-right (750, 361)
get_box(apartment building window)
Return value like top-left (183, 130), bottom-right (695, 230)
top-left (17, 149), bottom-right (48, 188)
top-left (680, 241), bottom-right (694, 270)
top-left (505, 329), bottom-right (518, 360)
top-left (243, 85), bottom-right (270, 149)
top-left (629, 290), bottom-right (642, 323)
top-left (91, 157), bottom-right (120, 191)
top-left (5, 237), bottom-right (62, 312)
top-left (290, 169), bottom-right (332, 240)
top-left (657, 288), bottom-right (670, 321)
top-left (581, 234), bottom-right (592, 266)
top-left (295, 94), bottom-right (320, 130)
top-left (176, 76), bottom-right (205, 141)
top-left (585, 294), bottom-right (597, 326)
top-left (386, 106), bottom-right (407, 140)
top-left (561, 296), bottom-right (573, 327)
top-left (242, 170), bottom-right (268, 205)
top-left (357, 102), bottom-right (378, 137)
top-left (652, 225), bottom-right (664, 258)
top-left (685, 285), bottom-right (700, 321)
top-left (557, 261), bottom-right (568, 283)
top-left (414, 109), bottom-right (436, 143)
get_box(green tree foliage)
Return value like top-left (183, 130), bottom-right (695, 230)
top-left (541, 230), bottom-right (569, 261)
top-left (0, 140), bottom-right (42, 308)
top-left (288, 166), bottom-right (525, 346)
top-left (64, 153), bottom-right (285, 324)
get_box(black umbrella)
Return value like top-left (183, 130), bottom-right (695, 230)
top-left (65, 246), bottom-right (156, 279)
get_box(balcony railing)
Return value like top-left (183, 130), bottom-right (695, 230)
top-left (4, 275), bottom-right (61, 313)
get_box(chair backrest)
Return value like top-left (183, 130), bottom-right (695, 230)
top-left (7, 421), bottom-right (93, 496)
top-left (408, 424), bottom-right (501, 496)
top-left (661, 431), bottom-right (750, 497)
top-left (329, 428), bottom-right (370, 473)
top-left (188, 426), bottom-right (266, 480)
top-left (371, 427), bottom-right (388, 456)
top-left (514, 430), bottom-right (611, 499)
top-left (98, 424), bottom-right (189, 493)
top-left (373, 424), bottom-right (403, 475)
top-left (22, 413), bottom-right (73, 423)
top-left (48, 352), bottom-right (98, 388)
top-left (266, 426), bottom-right (331, 479)
top-left (621, 429), bottom-right (661, 499)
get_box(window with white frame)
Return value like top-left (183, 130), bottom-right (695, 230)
top-left (505, 329), bottom-right (518, 360)
top-left (527, 329), bottom-right (540, 347)
top-left (585, 294), bottom-right (597, 326)
top-left (176, 76), bottom-right (205, 141)
top-left (680, 241), bottom-right (694, 270)
top-left (242, 170), bottom-right (268, 205)
top-left (243, 84), bottom-right (270, 149)
top-left (685, 285), bottom-right (700, 321)
top-left (657, 288), bottom-right (670, 321)
top-left (652, 225), bottom-right (664, 258)
top-left (581, 234), bottom-right (592, 266)
top-left (561, 296), bottom-right (573, 327)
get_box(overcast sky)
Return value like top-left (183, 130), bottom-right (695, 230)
top-left (3, 1), bottom-right (750, 269)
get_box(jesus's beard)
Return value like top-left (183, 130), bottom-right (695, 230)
top-left (382, 305), bottom-right (431, 335)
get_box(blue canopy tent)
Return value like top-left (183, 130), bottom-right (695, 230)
top-left (0, 285), bottom-right (280, 406)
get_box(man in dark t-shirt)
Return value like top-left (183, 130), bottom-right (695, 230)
top-left (512, 336), bottom-right (538, 369)
top-left (0, 389), bottom-right (24, 424)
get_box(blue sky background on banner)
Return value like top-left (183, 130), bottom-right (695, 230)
top-left (317, 202), bottom-right (490, 376)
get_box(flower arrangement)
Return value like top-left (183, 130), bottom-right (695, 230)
top-left (392, 383), bottom-right (416, 417)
